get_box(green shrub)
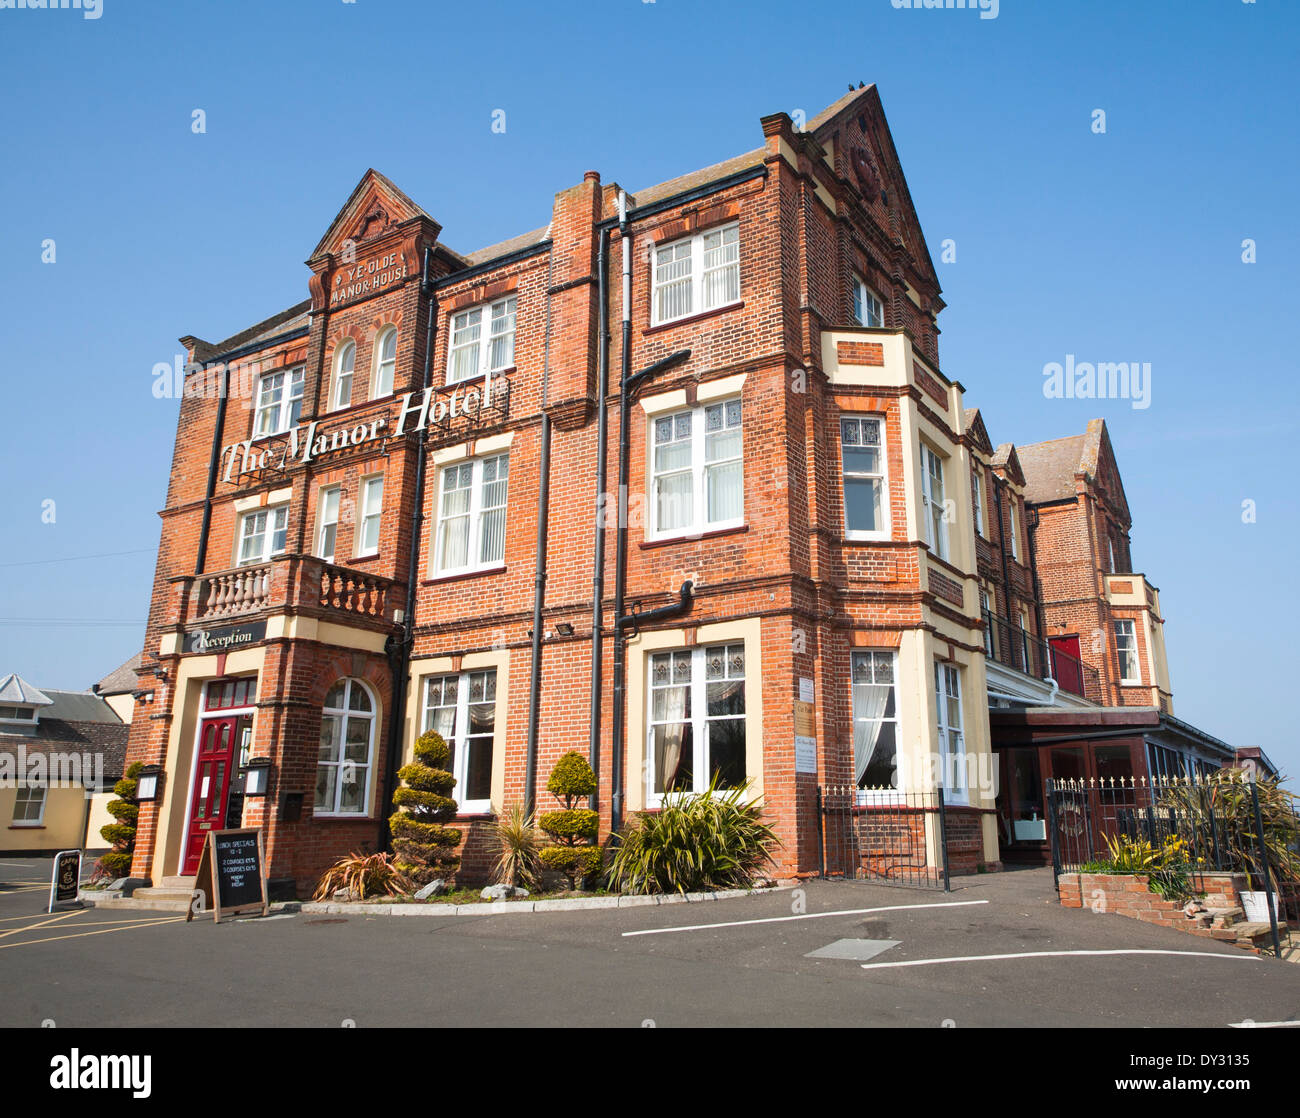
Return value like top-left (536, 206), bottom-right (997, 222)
top-left (96, 760), bottom-right (145, 880)
top-left (388, 730), bottom-right (462, 886)
top-left (538, 751), bottom-right (601, 890)
top-left (491, 803), bottom-right (543, 891)
top-left (606, 776), bottom-right (779, 895)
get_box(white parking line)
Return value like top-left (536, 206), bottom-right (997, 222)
top-left (622, 899), bottom-right (987, 937)
top-left (1229, 1020), bottom-right (1300, 1028)
top-left (860, 948), bottom-right (1261, 971)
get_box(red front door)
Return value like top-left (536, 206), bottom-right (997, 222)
top-left (183, 716), bottom-right (238, 875)
top-left (1049, 635), bottom-right (1085, 698)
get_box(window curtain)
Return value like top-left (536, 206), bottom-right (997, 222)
top-left (656, 684), bottom-right (689, 793)
top-left (853, 684), bottom-right (890, 786)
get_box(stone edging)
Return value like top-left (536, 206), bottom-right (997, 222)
top-left (300, 885), bottom-right (790, 917)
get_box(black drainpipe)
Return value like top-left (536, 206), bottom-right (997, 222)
top-left (523, 237), bottom-right (557, 816)
top-left (380, 246), bottom-right (437, 849)
top-left (1026, 505), bottom-right (1047, 647)
top-left (587, 228), bottom-right (610, 806)
top-left (991, 475), bottom-right (1014, 653)
top-left (194, 361), bottom-right (231, 575)
top-left (609, 327), bottom-right (691, 839)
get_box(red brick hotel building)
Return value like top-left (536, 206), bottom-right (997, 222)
top-left (121, 86), bottom-right (1232, 896)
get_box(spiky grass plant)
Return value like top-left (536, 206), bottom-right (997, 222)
top-left (491, 802), bottom-right (542, 891)
top-left (312, 851), bottom-right (413, 901)
top-left (606, 775), bottom-right (779, 895)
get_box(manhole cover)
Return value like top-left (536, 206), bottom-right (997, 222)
top-left (805, 938), bottom-right (901, 961)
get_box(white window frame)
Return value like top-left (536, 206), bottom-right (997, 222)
top-left (645, 643), bottom-right (747, 808)
top-left (357, 475), bottom-right (384, 558)
top-left (1114, 619), bottom-right (1140, 684)
top-left (315, 678), bottom-right (376, 817)
top-left (432, 454), bottom-right (509, 576)
top-left (972, 466), bottom-right (985, 537)
top-left (421, 669), bottom-right (498, 815)
top-left (650, 222), bottom-right (741, 326)
top-left (330, 340), bottom-right (355, 412)
top-left (840, 415), bottom-right (890, 541)
top-left (934, 662), bottom-right (968, 803)
top-left (372, 326), bottom-right (397, 399)
top-left (920, 444), bottom-right (949, 561)
top-left (851, 275), bottom-right (885, 328)
top-left (446, 295), bottom-right (516, 385)
top-left (980, 588), bottom-right (994, 657)
top-left (253, 366), bottom-right (305, 437)
top-left (12, 783), bottom-right (46, 826)
top-left (851, 650), bottom-right (900, 798)
top-left (237, 504), bottom-right (289, 566)
top-left (1008, 497), bottom-right (1020, 561)
top-left (316, 486), bottom-right (341, 564)
top-left (647, 398), bottom-right (744, 541)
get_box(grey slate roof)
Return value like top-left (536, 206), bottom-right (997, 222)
top-left (93, 653), bottom-right (143, 698)
top-left (0, 674), bottom-right (52, 707)
top-left (1017, 434), bottom-right (1088, 505)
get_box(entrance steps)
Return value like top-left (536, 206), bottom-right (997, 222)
top-left (89, 876), bottom-right (196, 913)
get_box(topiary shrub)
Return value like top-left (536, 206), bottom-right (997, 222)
top-left (538, 751), bottom-right (601, 890)
top-left (388, 730), bottom-right (462, 887)
top-left (94, 761), bottom-right (143, 881)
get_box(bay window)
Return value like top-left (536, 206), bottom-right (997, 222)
top-left (448, 296), bottom-right (516, 384)
top-left (253, 366), bottom-right (304, 436)
top-left (920, 445), bottom-right (949, 560)
top-left (422, 669), bottom-right (497, 813)
top-left (852, 651), bottom-right (899, 790)
top-left (433, 454), bottom-right (509, 575)
top-left (650, 399), bottom-right (743, 539)
top-left (840, 415), bottom-right (888, 538)
top-left (652, 223), bottom-right (740, 325)
top-left (316, 678), bottom-right (375, 816)
top-left (647, 643), bottom-right (746, 802)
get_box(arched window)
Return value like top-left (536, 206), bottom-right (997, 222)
top-left (373, 327), bottom-right (397, 398)
top-left (331, 339), bottom-right (355, 411)
top-left (316, 678), bottom-right (375, 815)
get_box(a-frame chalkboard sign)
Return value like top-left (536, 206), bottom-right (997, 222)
top-left (186, 827), bottom-right (268, 924)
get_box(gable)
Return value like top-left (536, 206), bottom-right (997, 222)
top-left (811, 86), bottom-right (939, 293)
top-left (962, 408), bottom-right (993, 456)
top-left (308, 169), bottom-right (440, 264)
top-left (1088, 420), bottom-right (1131, 526)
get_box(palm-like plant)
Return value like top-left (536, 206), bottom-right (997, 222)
top-left (312, 851), bottom-right (413, 901)
top-left (491, 802), bottom-right (542, 891)
top-left (606, 776), bottom-right (779, 895)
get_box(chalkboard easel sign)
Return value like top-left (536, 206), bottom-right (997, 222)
top-left (186, 827), bottom-right (268, 924)
top-left (48, 849), bottom-right (83, 913)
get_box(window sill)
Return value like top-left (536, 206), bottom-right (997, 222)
top-left (644, 301), bottom-right (744, 336)
top-left (422, 565), bottom-right (507, 587)
top-left (445, 366), bottom-right (515, 389)
top-left (640, 524), bottom-right (747, 550)
top-left (454, 811), bottom-right (496, 822)
top-left (311, 814), bottom-right (377, 822)
top-left (843, 531), bottom-right (893, 544)
top-left (8, 824), bottom-right (45, 830)
top-left (345, 552), bottom-right (382, 565)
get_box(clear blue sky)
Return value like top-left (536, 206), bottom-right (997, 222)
top-left (1, 1), bottom-right (1295, 775)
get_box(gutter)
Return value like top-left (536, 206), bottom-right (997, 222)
top-left (587, 229), bottom-right (610, 803)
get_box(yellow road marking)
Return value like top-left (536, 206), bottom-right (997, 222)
top-left (0, 909), bottom-right (83, 938)
top-left (0, 916), bottom-right (187, 950)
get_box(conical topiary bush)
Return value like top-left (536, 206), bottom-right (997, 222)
top-left (389, 730), bottom-right (462, 886)
top-left (538, 751), bottom-right (602, 890)
top-left (97, 761), bottom-right (144, 879)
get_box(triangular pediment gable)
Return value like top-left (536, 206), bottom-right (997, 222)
top-left (811, 85), bottom-right (940, 294)
top-left (308, 169), bottom-right (439, 264)
top-left (963, 408), bottom-right (994, 456)
top-left (1085, 419), bottom-right (1131, 527)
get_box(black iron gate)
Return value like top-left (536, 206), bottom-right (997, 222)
top-left (817, 785), bottom-right (950, 891)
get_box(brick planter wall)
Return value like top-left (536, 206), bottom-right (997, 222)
top-left (1058, 871), bottom-right (1251, 939)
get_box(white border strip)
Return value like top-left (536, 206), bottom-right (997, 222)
top-left (860, 948), bottom-right (1260, 971)
top-left (622, 899), bottom-right (987, 938)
